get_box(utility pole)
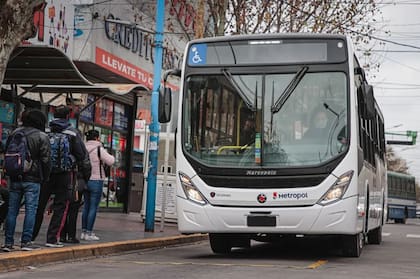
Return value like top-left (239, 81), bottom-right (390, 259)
top-left (145, 0), bottom-right (165, 232)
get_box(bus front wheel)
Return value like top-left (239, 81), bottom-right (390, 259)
top-left (342, 233), bottom-right (363, 257)
top-left (209, 234), bottom-right (232, 254)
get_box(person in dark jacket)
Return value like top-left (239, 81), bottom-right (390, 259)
top-left (60, 131), bottom-right (91, 244)
top-left (32, 105), bottom-right (86, 247)
top-left (2, 109), bottom-right (51, 252)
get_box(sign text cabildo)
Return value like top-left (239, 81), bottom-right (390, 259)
top-left (104, 14), bottom-right (182, 70)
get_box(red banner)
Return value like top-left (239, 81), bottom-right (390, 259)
top-left (95, 47), bottom-right (179, 91)
top-left (96, 47), bottom-right (153, 89)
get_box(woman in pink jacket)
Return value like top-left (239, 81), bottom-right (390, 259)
top-left (81, 130), bottom-right (115, 241)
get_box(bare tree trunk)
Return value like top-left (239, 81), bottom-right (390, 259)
top-left (195, 0), bottom-right (206, 38)
top-left (217, 0), bottom-right (228, 36)
top-left (0, 0), bottom-right (45, 88)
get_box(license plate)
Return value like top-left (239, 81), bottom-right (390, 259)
top-left (247, 215), bottom-right (276, 227)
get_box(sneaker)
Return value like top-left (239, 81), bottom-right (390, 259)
top-left (85, 233), bottom-right (100, 241)
top-left (64, 238), bottom-right (80, 244)
top-left (2, 244), bottom-right (14, 252)
top-left (21, 242), bottom-right (41, 251)
top-left (45, 242), bottom-right (64, 248)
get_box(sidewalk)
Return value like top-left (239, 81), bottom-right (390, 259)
top-left (0, 211), bottom-right (208, 272)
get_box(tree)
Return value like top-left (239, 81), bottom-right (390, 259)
top-left (204, 0), bottom-right (385, 73)
top-left (386, 146), bottom-right (410, 174)
top-left (0, 0), bottom-right (44, 89)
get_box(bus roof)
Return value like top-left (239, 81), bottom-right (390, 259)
top-left (187, 33), bottom-right (349, 45)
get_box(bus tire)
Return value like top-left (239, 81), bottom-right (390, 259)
top-left (368, 226), bottom-right (382, 245)
top-left (342, 233), bottom-right (363, 257)
top-left (209, 233), bottom-right (232, 254)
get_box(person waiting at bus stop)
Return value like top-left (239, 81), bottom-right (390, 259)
top-left (32, 105), bottom-right (86, 248)
top-left (82, 130), bottom-right (114, 241)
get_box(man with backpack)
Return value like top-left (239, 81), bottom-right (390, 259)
top-left (32, 105), bottom-right (86, 247)
top-left (2, 109), bottom-right (51, 252)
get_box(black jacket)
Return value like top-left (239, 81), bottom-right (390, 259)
top-left (6, 127), bottom-right (51, 183)
top-left (49, 119), bottom-right (86, 166)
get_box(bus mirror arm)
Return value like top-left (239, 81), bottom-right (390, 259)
top-left (164, 69), bottom-right (181, 82)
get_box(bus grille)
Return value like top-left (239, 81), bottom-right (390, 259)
top-left (199, 174), bottom-right (328, 188)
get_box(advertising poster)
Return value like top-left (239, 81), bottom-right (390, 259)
top-left (0, 101), bottom-right (15, 124)
top-left (79, 95), bottom-right (95, 122)
top-left (29, 0), bottom-right (74, 58)
top-left (113, 103), bottom-right (129, 131)
top-left (95, 99), bottom-right (114, 127)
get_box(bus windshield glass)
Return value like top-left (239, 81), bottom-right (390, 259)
top-left (182, 72), bottom-right (348, 168)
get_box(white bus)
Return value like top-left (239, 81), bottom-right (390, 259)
top-left (159, 34), bottom-right (387, 257)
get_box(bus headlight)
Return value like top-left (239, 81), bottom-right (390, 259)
top-left (318, 171), bottom-right (353, 206)
top-left (179, 172), bottom-right (207, 205)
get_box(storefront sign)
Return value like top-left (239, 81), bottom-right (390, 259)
top-left (104, 14), bottom-right (182, 70)
top-left (96, 47), bottom-right (153, 89)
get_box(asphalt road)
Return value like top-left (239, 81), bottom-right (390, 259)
top-left (2, 219), bottom-right (420, 279)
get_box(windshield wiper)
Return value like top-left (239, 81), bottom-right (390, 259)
top-left (324, 102), bottom-right (339, 118)
top-left (222, 69), bottom-right (255, 111)
top-left (271, 66), bottom-right (309, 113)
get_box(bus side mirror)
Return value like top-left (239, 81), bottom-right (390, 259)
top-left (363, 84), bottom-right (375, 119)
top-left (358, 84), bottom-right (375, 120)
top-left (159, 87), bottom-right (172, 123)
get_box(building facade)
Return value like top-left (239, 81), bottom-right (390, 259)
top-left (1, 0), bottom-right (204, 212)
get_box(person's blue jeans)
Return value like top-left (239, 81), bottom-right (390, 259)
top-left (5, 181), bottom-right (40, 245)
top-left (82, 180), bottom-right (103, 233)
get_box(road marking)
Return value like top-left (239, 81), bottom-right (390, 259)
top-left (406, 234), bottom-right (420, 238)
top-left (382, 232), bottom-right (391, 237)
top-left (306, 260), bottom-right (328, 269)
top-left (131, 261), bottom-right (299, 268)
top-left (118, 260), bottom-right (313, 270)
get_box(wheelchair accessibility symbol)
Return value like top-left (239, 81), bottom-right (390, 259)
top-left (188, 44), bottom-right (207, 65)
top-left (191, 47), bottom-right (202, 63)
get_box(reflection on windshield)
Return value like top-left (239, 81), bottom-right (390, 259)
top-left (183, 72), bottom-right (348, 168)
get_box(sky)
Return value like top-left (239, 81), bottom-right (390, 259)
top-left (368, 1), bottom-right (420, 181)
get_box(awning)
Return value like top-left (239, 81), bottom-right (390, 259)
top-left (3, 45), bottom-right (149, 96)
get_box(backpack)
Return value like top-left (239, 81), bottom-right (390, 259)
top-left (48, 130), bottom-right (75, 173)
top-left (4, 128), bottom-right (37, 178)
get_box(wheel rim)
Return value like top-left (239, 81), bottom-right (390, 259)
top-left (359, 233), bottom-right (364, 250)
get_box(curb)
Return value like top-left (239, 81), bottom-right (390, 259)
top-left (0, 234), bottom-right (208, 272)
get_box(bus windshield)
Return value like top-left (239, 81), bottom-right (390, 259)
top-left (182, 71), bottom-right (348, 168)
